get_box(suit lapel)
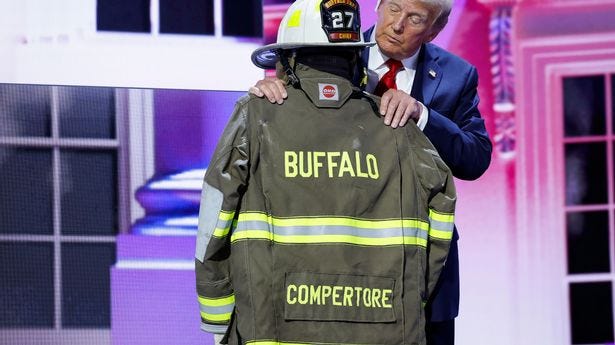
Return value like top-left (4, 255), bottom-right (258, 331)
top-left (413, 44), bottom-right (442, 106)
top-left (361, 26), bottom-right (375, 69)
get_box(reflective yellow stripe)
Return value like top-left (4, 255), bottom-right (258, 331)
top-left (429, 229), bottom-right (454, 241)
top-left (219, 211), bottom-right (235, 221)
top-left (200, 311), bottom-right (232, 322)
top-left (402, 219), bottom-right (430, 231)
top-left (198, 294), bottom-right (235, 307)
top-left (213, 227), bottom-right (231, 237)
top-left (429, 209), bottom-right (454, 223)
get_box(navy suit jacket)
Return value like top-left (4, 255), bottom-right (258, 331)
top-left (363, 26), bottom-right (493, 322)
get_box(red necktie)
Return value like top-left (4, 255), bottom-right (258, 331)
top-left (373, 59), bottom-right (403, 96)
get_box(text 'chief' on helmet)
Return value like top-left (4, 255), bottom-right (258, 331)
top-left (251, 0), bottom-right (376, 69)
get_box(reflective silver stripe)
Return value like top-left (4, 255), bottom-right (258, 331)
top-left (201, 322), bottom-right (228, 334)
top-left (429, 219), bottom-right (454, 233)
top-left (235, 220), bottom-right (428, 240)
top-left (195, 182), bottom-right (224, 262)
top-left (236, 220), bottom-right (269, 231)
top-left (405, 226), bottom-right (428, 240)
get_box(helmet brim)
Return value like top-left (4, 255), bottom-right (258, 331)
top-left (251, 41), bottom-right (376, 69)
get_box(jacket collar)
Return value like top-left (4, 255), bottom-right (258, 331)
top-left (294, 63), bottom-right (356, 109)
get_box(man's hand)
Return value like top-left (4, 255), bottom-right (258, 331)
top-left (379, 89), bottom-right (422, 128)
top-left (248, 78), bottom-right (287, 104)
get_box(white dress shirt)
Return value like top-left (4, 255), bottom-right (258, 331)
top-left (366, 32), bottom-right (429, 130)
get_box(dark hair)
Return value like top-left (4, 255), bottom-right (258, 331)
top-left (294, 47), bottom-right (361, 80)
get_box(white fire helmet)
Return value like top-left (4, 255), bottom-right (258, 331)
top-left (251, 0), bottom-right (376, 69)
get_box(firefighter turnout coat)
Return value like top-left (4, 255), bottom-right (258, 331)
top-left (195, 63), bottom-right (456, 345)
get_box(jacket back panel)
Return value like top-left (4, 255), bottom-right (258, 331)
top-left (230, 88), bottom-right (430, 345)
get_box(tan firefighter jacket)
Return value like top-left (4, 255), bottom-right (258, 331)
top-left (195, 63), bottom-right (456, 345)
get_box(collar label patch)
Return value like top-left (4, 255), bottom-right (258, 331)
top-left (319, 83), bottom-right (339, 101)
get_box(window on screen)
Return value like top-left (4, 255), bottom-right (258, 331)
top-left (96, 0), bottom-right (263, 37)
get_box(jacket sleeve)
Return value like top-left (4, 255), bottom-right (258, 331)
top-left (424, 154), bottom-right (456, 300)
top-left (194, 99), bottom-right (249, 335)
top-left (423, 66), bottom-right (492, 181)
top-left (403, 123), bottom-right (457, 302)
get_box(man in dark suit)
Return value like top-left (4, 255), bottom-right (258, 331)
top-left (250, 1), bottom-right (492, 343)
